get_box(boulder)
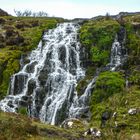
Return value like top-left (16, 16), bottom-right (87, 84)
top-left (128, 108), bottom-right (137, 115)
top-left (61, 118), bottom-right (84, 129)
top-left (84, 128), bottom-right (101, 138)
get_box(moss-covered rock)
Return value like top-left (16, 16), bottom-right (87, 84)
top-left (91, 71), bottom-right (125, 104)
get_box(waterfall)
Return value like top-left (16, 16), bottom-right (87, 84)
top-left (107, 34), bottom-right (126, 71)
top-left (0, 22), bottom-right (85, 125)
top-left (0, 23), bottom-right (126, 125)
top-left (69, 28), bottom-right (126, 119)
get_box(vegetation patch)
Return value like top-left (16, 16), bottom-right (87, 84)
top-left (91, 71), bottom-right (125, 104)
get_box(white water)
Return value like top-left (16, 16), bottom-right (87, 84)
top-left (108, 35), bottom-right (124, 71)
top-left (0, 24), bottom-right (126, 125)
top-left (0, 22), bottom-right (85, 125)
top-left (68, 33), bottom-right (126, 118)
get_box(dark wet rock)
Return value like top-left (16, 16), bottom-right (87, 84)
top-left (26, 61), bottom-right (37, 73)
top-left (7, 101), bottom-right (14, 108)
top-left (27, 79), bottom-right (36, 95)
top-left (54, 99), bottom-right (68, 125)
top-left (58, 46), bottom-right (66, 65)
top-left (117, 26), bottom-right (126, 45)
top-left (19, 96), bottom-right (32, 107)
top-left (101, 111), bottom-right (111, 127)
top-left (69, 48), bottom-right (77, 75)
top-left (38, 68), bottom-right (48, 86)
top-left (9, 74), bottom-right (28, 95)
top-left (18, 95), bottom-right (32, 107)
top-left (19, 100), bottom-right (28, 107)
top-left (28, 87), bottom-right (46, 117)
top-left (21, 95), bottom-right (31, 101)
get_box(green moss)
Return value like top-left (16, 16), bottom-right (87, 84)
top-left (76, 75), bottom-right (93, 95)
top-left (18, 107), bottom-right (28, 116)
top-left (0, 49), bottom-right (21, 99)
top-left (20, 18), bottom-right (58, 51)
top-left (91, 71), bottom-right (125, 104)
top-left (90, 46), bottom-right (109, 66)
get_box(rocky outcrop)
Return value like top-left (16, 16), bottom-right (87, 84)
top-left (0, 9), bottom-right (9, 16)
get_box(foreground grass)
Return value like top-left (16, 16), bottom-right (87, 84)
top-left (0, 111), bottom-right (91, 140)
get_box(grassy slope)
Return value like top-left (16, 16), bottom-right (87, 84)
top-left (0, 111), bottom-right (92, 140)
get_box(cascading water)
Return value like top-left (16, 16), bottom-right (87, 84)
top-left (69, 27), bottom-right (126, 118)
top-left (0, 23), bottom-right (126, 125)
top-left (0, 22), bottom-right (85, 125)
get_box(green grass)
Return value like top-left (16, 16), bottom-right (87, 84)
top-left (0, 111), bottom-right (91, 140)
top-left (0, 48), bottom-right (21, 98)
